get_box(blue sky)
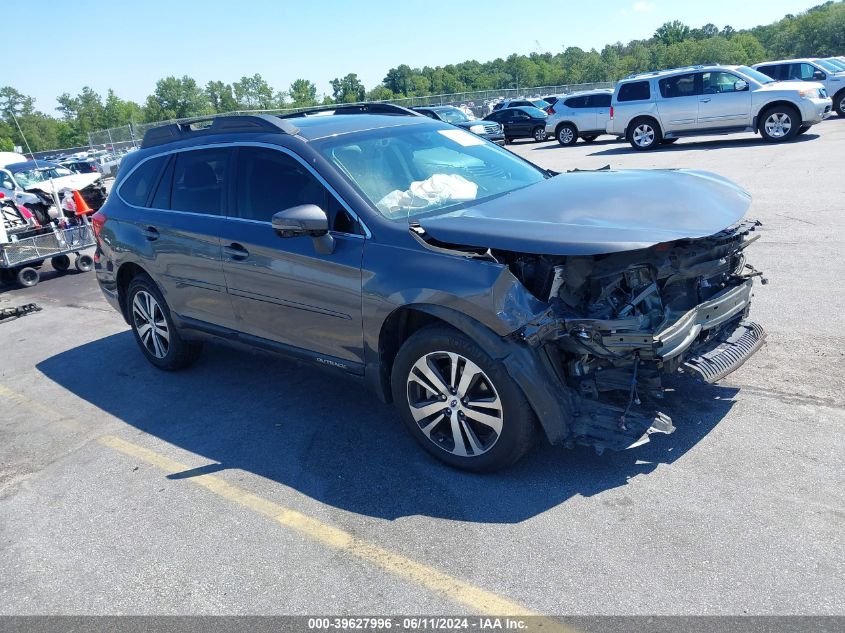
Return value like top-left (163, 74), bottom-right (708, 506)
top-left (13, 0), bottom-right (823, 112)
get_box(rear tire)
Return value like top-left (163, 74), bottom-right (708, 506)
top-left (759, 105), bottom-right (800, 142)
top-left (126, 274), bottom-right (202, 371)
top-left (532, 126), bottom-right (547, 142)
top-left (627, 117), bottom-right (662, 150)
top-left (556, 123), bottom-right (578, 146)
top-left (51, 255), bottom-right (71, 272)
top-left (391, 325), bottom-right (537, 472)
top-left (17, 267), bottom-right (39, 288)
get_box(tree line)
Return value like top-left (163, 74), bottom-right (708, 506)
top-left (1, 1), bottom-right (842, 152)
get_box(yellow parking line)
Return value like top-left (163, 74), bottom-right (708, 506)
top-left (2, 381), bottom-right (570, 627)
top-left (98, 434), bottom-right (566, 624)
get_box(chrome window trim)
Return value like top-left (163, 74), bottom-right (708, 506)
top-left (115, 141), bottom-right (372, 238)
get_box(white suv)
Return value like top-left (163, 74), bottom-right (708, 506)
top-left (544, 89), bottom-right (613, 146)
top-left (606, 64), bottom-right (832, 150)
top-left (752, 58), bottom-right (845, 116)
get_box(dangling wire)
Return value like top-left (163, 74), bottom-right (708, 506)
top-left (618, 352), bottom-right (641, 430)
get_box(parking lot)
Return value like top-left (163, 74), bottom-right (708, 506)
top-left (1, 120), bottom-right (843, 618)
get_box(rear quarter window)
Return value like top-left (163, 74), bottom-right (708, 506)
top-left (617, 81), bottom-right (651, 102)
top-left (118, 155), bottom-right (168, 207)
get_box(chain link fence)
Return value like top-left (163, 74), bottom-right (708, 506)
top-left (66, 82), bottom-right (611, 154)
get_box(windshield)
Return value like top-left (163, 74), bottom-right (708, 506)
top-left (11, 165), bottom-right (74, 187)
top-left (814, 59), bottom-right (840, 73)
top-left (824, 58), bottom-right (845, 71)
top-left (737, 66), bottom-right (776, 85)
top-left (318, 125), bottom-right (547, 220)
top-left (436, 108), bottom-right (470, 124)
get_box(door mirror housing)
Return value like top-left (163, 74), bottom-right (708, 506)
top-left (272, 204), bottom-right (329, 236)
top-left (813, 70), bottom-right (826, 81)
top-left (271, 204), bottom-right (335, 254)
top-left (734, 79), bottom-right (749, 92)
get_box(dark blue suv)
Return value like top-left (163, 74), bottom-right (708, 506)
top-left (94, 107), bottom-right (766, 471)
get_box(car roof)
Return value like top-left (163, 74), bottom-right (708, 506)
top-left (293, 113), bottom-right (434, 140)
top-left (504, 106), bottom-right (546, 115)
top-left (619, 64), bottom-right (740, 82)
top-left (5, 160), bottom-right (63, 171)
top-left (754, 58), bottom-right (818, 65)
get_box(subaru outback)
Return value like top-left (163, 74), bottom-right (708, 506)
top-left (94, 109), bottom-right (767, 471)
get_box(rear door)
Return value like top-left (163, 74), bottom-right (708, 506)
top-left (656, 72), bottom-right (700, 132)
top-left (220, 145), bottom-right (366, 367)
top-left (117, 148), bottom-right (236, 329)
top-left (697, 70), bottom-right (753, 128)
top-left (589, 93), bottom-right (612, 132)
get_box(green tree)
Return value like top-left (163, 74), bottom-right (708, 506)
top-left (144, 75), bottom-right (211, 121)
top-left (0, 136), bottom-right (13, 151)
top-left (205, 81), bottom-right (239, 113)
top-left (330, 73), bottom-right (365, 103)
top-left (655, 20), bottom-right (692, 46)
top-left (233, 73), bottom-right (275, 110)
top-left (289, 79), bottom-right (318, 107)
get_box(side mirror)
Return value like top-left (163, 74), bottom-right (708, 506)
top-left (813, 70), bottom-right (826, 81)
top-left (734, 79), bottom-right (748, 92)
top-left (271, 204), bottom-right (334, 254)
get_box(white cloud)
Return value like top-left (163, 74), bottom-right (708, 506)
top-left (632, 1), bottom-right (656, 12)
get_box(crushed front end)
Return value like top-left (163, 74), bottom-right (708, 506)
top-left (510, 220), bottom-right (767, 452)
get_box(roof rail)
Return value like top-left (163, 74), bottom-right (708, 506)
top-left (278, 102), bottom-right (423, 119)
top-left (141, 114), bottom-right (299, 149)
top-left (624, 63), bottom-right (722, 79)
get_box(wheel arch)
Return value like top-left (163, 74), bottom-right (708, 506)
top-left (554, 120), bottom-right (579, 136)
top-left (626, 114), bottom-right (661, 137)
top-left (755, 100), bottom-right (803, 131)
top-left (115, 261), bottom-right (153, 324)
top-left (373, 303), bottom-right (576, 445)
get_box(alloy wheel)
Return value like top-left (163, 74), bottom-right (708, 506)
top-left (534, 127), bottom-right (547, 141)
top-left (406, 351), bottom-right (503, 457)
top-left (764, 112), bottom-right (792, 138)
top-left (558, 127), bottom-right (574, 144)
top-left (633, 124), bottom-right (655, 147)
top-left (132, 290), bottom-right (170, 359)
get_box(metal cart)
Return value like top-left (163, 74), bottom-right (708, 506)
top-left (0, 216), bottom-right (96, 287)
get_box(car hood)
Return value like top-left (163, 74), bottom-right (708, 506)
top-left (758, 80), bottom-right (825, 93)
top-left (417, 169), bottom-right (752, 255)
top-left (23, 172), bottom-right (100, 195)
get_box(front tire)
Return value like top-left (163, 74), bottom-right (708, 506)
top-left (17, 267), bottom-right (39, 288)
top-left (75, 253), bottom-right (94, 272)
top-left (759, 105), bottom-right (799, 142)
top-left (127, 274), bottom-right (202, 371)
top-left (796, 125), bottom-right (811, 136)
top-left (556, 123), bottom-right (578, 146)
top-left (627, 117), bottom-right (662, 150)
top-left (661, 137), bottom-right (679, 145)
top-left (834, 90), bottom-right (845, 117)
top-left (391, 326), bottom-right (536, 472)
top-left (51, 255), bottom-right (71, 272)
top-left (581, 134), bottom-right (598, 143)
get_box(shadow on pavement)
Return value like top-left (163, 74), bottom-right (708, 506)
top-left (585, 133), bottom-right (820, 156)
top-left (38, 332), bottom-right (738, 523)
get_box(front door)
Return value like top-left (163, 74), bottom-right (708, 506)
top-left (697, 71), bottom-right (753, 128)
top-left (220, 145), bottom-right (365, 368)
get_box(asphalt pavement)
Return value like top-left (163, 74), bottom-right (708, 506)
top-left (1, 120), bottom-right (843, 618)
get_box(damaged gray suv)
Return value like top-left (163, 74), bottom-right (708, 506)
top-left (94, 107), bottom-right (766, 471)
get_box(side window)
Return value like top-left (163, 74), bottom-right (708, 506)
top-left (170, 148), bottom-right (230, 215)
top-left (590, 94), bottom-right (612, 107)
top-left (617, 80), bottom-right (651, 102)
top-left (235, 147), bottom-right (360, 234)
top-left (1, 171), bottom-right (15, 190)
top-left (756, 65), bottom-right (778, 80)
top-left (658, 73), bottom-right (698, 98)
top-left (702, 71), bottom-right (745, 94)
top-left (118, 155), bottom-right (168, 207)
top-left (564, 96), bottom-right (586, 108)
top-left (799, 63), bottom-right (822, 80)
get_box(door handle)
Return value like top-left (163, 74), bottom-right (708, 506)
top-left (700, 98), bottom-right (711, 103)
top-left (224, 243), bottom-right (249, 260)
top-left (141, 226), bottom-right (159, 241)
